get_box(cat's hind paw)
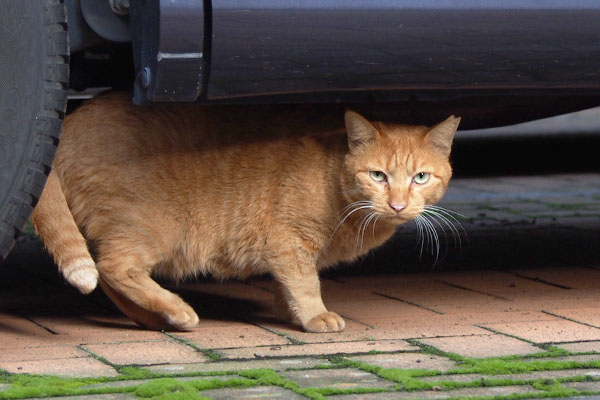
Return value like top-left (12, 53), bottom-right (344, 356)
top-left (304, 311), bottom-right (346, 333)
top-left (64, 260), bottom-right (99, 294)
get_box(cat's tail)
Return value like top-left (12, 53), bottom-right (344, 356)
top-left (31, 169), bottom-right (98, 294)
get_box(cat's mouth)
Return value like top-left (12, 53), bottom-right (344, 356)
top-left (383, 211), bottom-right (419, 224)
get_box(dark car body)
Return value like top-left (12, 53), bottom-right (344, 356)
top-left (69, 0), bottom-right (600, 128)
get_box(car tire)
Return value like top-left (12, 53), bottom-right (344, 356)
top-left (0, 0), bottom-right (69, 261)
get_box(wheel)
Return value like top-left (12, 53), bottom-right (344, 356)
top-left (0, 0), bottom-right (69, 261)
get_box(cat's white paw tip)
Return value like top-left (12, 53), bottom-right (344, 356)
top-left (166, 306), bottom-right (200, 331)
top-left (67, 268), bottom-right (99, 294)
top-left (304, 311), bottom-right (346, 333)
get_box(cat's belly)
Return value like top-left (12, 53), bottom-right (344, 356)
top-left (163, 232), bottom-right (271, 281)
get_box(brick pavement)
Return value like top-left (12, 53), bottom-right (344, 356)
top-left (0, 172), bottom-right (599, 399)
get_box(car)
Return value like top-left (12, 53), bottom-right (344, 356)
top-left (1, 0), bottom-right (600, 261)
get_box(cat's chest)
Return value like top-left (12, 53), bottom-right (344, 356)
top-left (318, 217), bottom-right (396, 267)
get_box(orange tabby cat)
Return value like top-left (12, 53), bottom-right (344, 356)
top-left (32, 93), bottom-right (460, 332)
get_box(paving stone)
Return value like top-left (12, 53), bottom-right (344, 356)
top-left (444, 311), bottom-right (558, 325)
top-left (373, 280), bottom-right (513, 314)
top-left (83, 340), bottom-right (207, 366)
top-left (0, 357), bottom-right (118, 377)
top-left (280, 368), bottom-right (396, 389)
top-left (144, 357), bottom-right (331, 374)
top-left (437, 270), bottom-right (573, 302)
top-left (557, 341), bottom-right (600, 353)
top-left (330, 384), bottom-right (538, 399)
top-left (419, 368), bottom-right (600, 383)
top-left (418, 334), bottom-right (541, 358)
top-left (200, 386), bottom-right (306, 399)
top-left (0, 313), bottom-right (58, 349)
top-left (219, 340), bottom-right (414, 359)
top-left (564, 380), bottom-right (600, 392)
top-left (510, 267), bottom-right (600, 290)
top-left (549, 308), bottom-right (600, 328)
top-left (0, 345), bottom-right (88, 362)
top-left (173, 322), bottom-right (290, 348)
top-left (348, 353), bottom-right (457, 372)
top-left (263, 319), bottom-right (379, 344)
top-left (365, 321), bottom-right (490, 340)
top-left (483, 320), bottom-right (600, 343)
top-left (27, 316), bottom-right (167, 345)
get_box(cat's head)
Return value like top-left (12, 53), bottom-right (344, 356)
top-left (342, 111), bottom-right (460, 224)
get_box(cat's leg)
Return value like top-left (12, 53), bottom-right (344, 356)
top-left (96, 250), bottom-right (199, 330)
top-left (273, 280), bottom-right (299, 324)
top-left (271, 251), bottom-right (345, 333)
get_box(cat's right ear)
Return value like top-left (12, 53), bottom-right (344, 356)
top-left (426, 115), bottom-right (461, 157)
top-left (345, 110), bottom-right (379, 151)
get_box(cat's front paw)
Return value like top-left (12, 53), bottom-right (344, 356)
top-left (303, 311), bottom-right (346, 333)
top-left (164, 304), bottom-right (200, 331)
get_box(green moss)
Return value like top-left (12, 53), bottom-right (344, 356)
top-left (0, 369), bottom-right (260, 400)
top-left (200, 349), bottom-right (223, 361)
top-left (450, 358), bottom-right (600, 376)
top-left (134, 378), bottom-right (208, 399)
top-left (0, 375), bottom-right (102, 399)
top-left (238, 368), bottom-right (287, 386)
top-left (529, 345), bottom-right (571, 358)
top-left (117, 366), bottom-right (163, 380)
top-left (3, 342), bottom-right (600, 400)
top-left (545, 203), bottom-right (586, 211)
top-left (313, 386), bottom-right (391, 396)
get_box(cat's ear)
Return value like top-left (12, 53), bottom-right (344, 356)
top-left (345, 110), bottom-right (379, 151)
top-left (426, 115), bottom-right (461, 157)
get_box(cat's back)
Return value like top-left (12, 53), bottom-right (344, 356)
top-left (56, 93), bottom-right (347, 231)
top-left (59, 93), bottom-right (345, 165)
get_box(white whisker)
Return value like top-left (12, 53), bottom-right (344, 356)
top-left (425, 204), bottom-right (468, 219)
top-left (331, 201), bottom-right (375, 239)
top-left (419, 214), bottom-right (440, 265)
top-left (423, 205), bottom-right (469, 248)
top-left (414, 216), bottom-right (425, 259)
top-left (423, 209), bottom-right (462, 249)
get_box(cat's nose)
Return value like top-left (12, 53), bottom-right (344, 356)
top-left (389, 203), bottom-right (406, 213)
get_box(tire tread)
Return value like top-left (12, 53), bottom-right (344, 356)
top-left (0, 0), bottom-right (68, 261)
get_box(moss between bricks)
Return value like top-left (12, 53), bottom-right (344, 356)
top-left (2, 344), bottom-right (600, 400)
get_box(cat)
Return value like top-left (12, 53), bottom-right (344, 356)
top-left (32, 92), bottom-right (460, 332)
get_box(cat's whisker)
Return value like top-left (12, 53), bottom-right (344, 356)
top-left (422, 211), bottom-right (450, 263)
top-left (355, 210), bottom-right (377, 252)
top-left (425, 205), bottom-right (468, 219)
top-left (361, 212), bottom-right (379, 250)
top-left (414, 216), bottom-right (426, 260)
top-left (418, 214), bottom-right (440, 265)
top-left (415, 214), bottom-right (434, 261)
top-left (423, 209), bottom-right (462, 249)
top-left (354, 211), bottom-right (371, 250)
top-left (340, 200), bottom-right (372, 214)
top-left (331, 202), bottom-right (375, 239)
top-left (371, 214), bottom-right (380, 242)
top-left (424, 206), bottom-right (470, 246)
top-left (423, 205), bottom-right (469, 248)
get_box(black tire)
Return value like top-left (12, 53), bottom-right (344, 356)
top-left (0, 0), bottom-right (69, 261)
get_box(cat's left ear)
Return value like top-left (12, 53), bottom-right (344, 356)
top-left (426, 115), bottom-right (461, 157)
top-left (345, 110), bottom-right (380, 151)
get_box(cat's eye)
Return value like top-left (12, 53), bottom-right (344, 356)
top-left (369, 170), bottom-right (387, 183)
top-left (413, 172), bottom-right (430, 184)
